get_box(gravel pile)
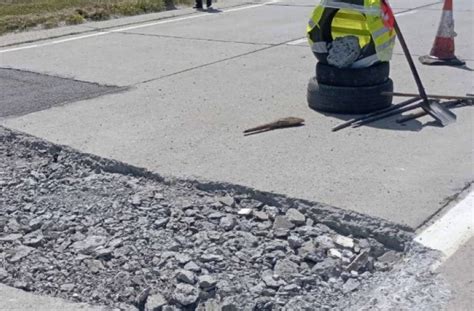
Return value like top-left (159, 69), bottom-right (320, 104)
top-left (0, 127), bottom-right (409, 310)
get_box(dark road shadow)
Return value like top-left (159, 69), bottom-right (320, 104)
top-left (206, 7), bottom-right (223, 13)
top-left (456, 64), bottom-right (474, 72)
top-left (243, 124), bottom-right (305, 137)
top-left (319, 110), bottom-right (424, 132)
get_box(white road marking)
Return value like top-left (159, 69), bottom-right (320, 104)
top-left (415, 191), bottom-right (473, 263)
top-left (287, 38), bottom-right (307, 45)
top-left (0, 0), bottom-right (281, 54)
top-left (395, 10), bottom-right (418, 17)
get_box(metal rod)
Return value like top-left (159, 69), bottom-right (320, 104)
top-left (397, 100), bottom-right (463, 123)
top-left (392, 17), bottom-right (428, 101)
top-left (383, 92), bottom-right (473, 101)
top-left (352, 101), bottom-right (423, 128)
top-left (389, 3), bottom-right (455, 125)
top-left (332, 97), bottom-right (420, 132)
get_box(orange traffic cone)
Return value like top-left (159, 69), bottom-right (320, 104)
top-left (419, 0), bottom-right (465, 66)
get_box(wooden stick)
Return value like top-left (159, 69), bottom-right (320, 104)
top-left (383, 92), bottom-right (474, 101)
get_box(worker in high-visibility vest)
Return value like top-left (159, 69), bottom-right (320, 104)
top-left (307, 0), bottom-right (396, 68)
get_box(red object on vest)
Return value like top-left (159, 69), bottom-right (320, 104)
top-left (381, 1), bottom-right (395, 29)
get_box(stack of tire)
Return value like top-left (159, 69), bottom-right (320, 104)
top-left (307, 60), bottom-right (393, 114)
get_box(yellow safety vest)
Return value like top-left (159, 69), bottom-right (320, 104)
top-left (307, 0), bottom-right (395, 68)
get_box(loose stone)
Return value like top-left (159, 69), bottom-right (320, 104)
top-left (7, 245), bottom-right (34, 263)
top-left (183, 261), bottom-right (201, 272)
top-left (273, 259), bottom-right (299, 282)
top-left (273, 216), bottom-right (295, 230)
top-left (285, 208), bottom-right (305, 226)
top-left (288, 235), bottom-right (303, 249)
top-left (237, 208), bottom-right (253, 216)
top-left (261, 270), bottom-right (286, 289)
top-left (218, 196), bottom-right (235, 207)
top-left (328, 248), bottom-right (343, 259)
top-left (176, 270), bottom-right (196, 285)
top-left (0, 233), bottom-right (23, 242)
top-left (172, 284), bottom-right (199, 306)
top-left (146, 293), bottom-right (167, 311)
top-left (253, 211), bottom-right (269, 221)
top-left (345, 250), bottom-right (369, 272)
top-left (198, 275), bottom-right (217, 290)
top-left (200, 254), bottom-right (224, 262)
top-left (342, 278), bottom-right (360, 293)
top-left (334, 235), bottom-right (355, 249)
top-left (220, 216), bottom-right (236, 231)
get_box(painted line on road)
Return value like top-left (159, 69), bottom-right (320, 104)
top-left (414, 191), bottom-right (473, 264)
top-left (287, 38), bottom-right (307, 45)
top-left (285, 10), bottom-right (418, 46)
top-left (395, 10), bottom-right (418, 17)
top-left (0, 0), bottom-right (280, 54)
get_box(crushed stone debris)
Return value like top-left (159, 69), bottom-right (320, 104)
top-left (0, 127), bottom-right (444, 310)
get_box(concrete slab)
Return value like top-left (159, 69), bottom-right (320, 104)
top-left (0, 32), bottom-right (266, 86)
top-left (123, 4), bottom-right (311, 45)
top-left (438, 237), bottom-right (474, 310)
top-left (3, 42), bottom-right (472, 228)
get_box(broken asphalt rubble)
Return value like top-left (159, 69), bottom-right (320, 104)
top-left (0, 127), bottom-right (414, 310)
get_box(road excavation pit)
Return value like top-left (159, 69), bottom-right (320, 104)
top-left (0, 127), bottom-right (449, 310)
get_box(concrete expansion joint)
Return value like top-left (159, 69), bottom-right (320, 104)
top-left (116, 30), bottom-right (274, 47)
top-left (415, 181), bottom-right (474, 231)
top-left (132, 35), bottom-right (310, 86)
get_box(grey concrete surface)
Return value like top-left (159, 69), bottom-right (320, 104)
top-left (0, 32), bottom-right (267, 87)
top-left (0, 284), bottom-right (109, 311)
top-left (123, 4), bottom-right (310, 45)
top-left (0, 68), bottom-right (120, 118)
top-left (0, 0), bottom-right (258, 48)
top-left (1, 0), bottom-right (473, 230)
top-left (439, 237), bottom-right (474, 311)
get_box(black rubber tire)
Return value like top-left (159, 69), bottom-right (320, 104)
top-left (316, 62), bottom-right (390, 87)
top-left (307, 77), bottom-right (393, 114)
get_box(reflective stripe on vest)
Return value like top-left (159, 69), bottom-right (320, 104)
top-left (371, 26), bottom-right (390, 40)
top-left (307, 0), bottom-right (396, 63)
top-left (320, 0), bottom-right (381, 15)
top-left (351, 54), bottom-right (379, 68)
